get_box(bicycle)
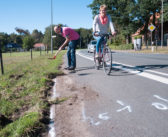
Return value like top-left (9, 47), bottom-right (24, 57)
top-left (93, 34), bottom-right (112, 75)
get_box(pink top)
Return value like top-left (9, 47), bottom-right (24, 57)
top-left (62, 27), bottom-right (79, 41)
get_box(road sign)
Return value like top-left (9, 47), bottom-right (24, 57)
top-left (148, 24), bottom-right (156, 32)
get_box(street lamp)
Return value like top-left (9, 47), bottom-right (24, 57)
top-left (161, 0), bottom-right (164, 48)
top-left (51, 0), bottom-right (53, 54)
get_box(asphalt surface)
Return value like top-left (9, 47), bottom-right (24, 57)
top-left (67, 50), bottom-right (168, 137)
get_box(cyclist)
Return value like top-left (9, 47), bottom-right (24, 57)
top-left (53, 25), bottom-right (80, 70)
top-left (92, 4), bottom-right (116, 58)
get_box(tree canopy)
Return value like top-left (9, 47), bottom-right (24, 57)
top-left (22, 36), bottom-right (34, 50)
top-left (88, 0), bottom-right (168, 44)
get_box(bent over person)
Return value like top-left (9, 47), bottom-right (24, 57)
top-left (53, 26), bottom-right (80, 70)
top-left (93, 4), bottom-right (116, 58)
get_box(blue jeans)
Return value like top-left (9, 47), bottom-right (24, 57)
top-left (67, 39), bottom-right (79, 69)
top-left (93, 36), bottom-right (104, 53)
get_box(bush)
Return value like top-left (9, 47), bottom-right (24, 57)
top-left (134, 35), bottom-right (142, 39)
top-left (109, 43), bottom-right (133, 50)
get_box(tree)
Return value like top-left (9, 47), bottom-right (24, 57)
top-left (22, 36), bottom-right (34, 50)
top-left (164, 1), bottom-right (168, 21)
top-left (0, 33), bottom-right (9, 51)
top-left (43, 24), bottom-right (65, 50)
top-left (15, 27), bottom-right (30, 35)
top-left (88, 0), bottom-right (137, 44)
top-left (31, 29), bottom-right (43, 43)
top-left (75, 28), bottom-right (93, 48)
top-left (134, 0), bottom-right (163, 46)
top-left (9, 33), bottom-right (23, 46)
top-left (88, 0), bottom-right (168, 46)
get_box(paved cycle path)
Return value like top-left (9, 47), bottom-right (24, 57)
top-left (67, 50), bottom-right (168, 137)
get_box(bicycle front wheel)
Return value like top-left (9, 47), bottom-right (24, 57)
top-left (103, 47), bottom-right (112, 75)
top-left (93, 48), bottom-right (99, 70)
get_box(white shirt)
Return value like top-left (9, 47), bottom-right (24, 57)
top-left (93, 14), bottom-right (115, 35)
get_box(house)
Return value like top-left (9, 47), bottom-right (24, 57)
top-left (34, 43), bottom-right (46, 50)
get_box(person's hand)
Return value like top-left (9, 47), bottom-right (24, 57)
top-left (94, 32), bottom-right (100, 37)
top-left (112, 31), bottom-right (116, 36)
top-left (53, 55), bottom-right (56, 59)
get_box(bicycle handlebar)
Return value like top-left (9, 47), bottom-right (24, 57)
top-left (94, 32), bottom-right (112, 38)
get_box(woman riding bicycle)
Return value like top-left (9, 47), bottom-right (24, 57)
top-left (93, 4), bottom-right (116, 58)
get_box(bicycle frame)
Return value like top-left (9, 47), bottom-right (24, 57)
top-left (94, 34), bottom-right (112, 75)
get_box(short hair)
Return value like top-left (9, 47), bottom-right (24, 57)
top-left (100, 4), bottom-right (107, 10)
top-left (54, 25), bottom-right (61, 32)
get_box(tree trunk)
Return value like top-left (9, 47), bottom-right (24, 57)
top-left (152, 12), bottom-right (156, 42)
top-left (144, 33), bottom-right (148, 49)
top-left (126, 35), bottom-right (129, 44)
top-left (144, 17), bottom-right (150, 49)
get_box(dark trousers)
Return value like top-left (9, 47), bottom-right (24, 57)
top-left (67, 39), bottom-right (79, 69)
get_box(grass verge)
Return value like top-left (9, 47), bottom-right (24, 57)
top-left (0, 50), bottom-right (66, 136)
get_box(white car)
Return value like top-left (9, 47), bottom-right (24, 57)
top-left (87, 40), bottom-right (97, 53)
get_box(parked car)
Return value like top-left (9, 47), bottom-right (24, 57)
top-left (87, 40), bottom-right (97, 53)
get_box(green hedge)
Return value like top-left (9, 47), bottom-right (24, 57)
top-left (109, 43), bottom-right (133, 50)
top-left (134, 35), bottom-right (142, 39)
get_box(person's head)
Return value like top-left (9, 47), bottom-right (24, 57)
top-left (99, 4), bottom-right (107, 16)
top-left (54, 25), bottom-right (61, 34)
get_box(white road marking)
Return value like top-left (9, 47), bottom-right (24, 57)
top-left (152, 95), bottom-right (168, 110)
top-left (146, 70), bottom-right (168, 77)
top-left (152, 103), bottom-right (168, 110)
top-left (116, 100), bottom-right (132, 113)
top-left (98, 113), bottom-right (110, 120)
top-left (153, 95), bottom-right (168, 103)
top-left (48, 78), bottom-right (58, 137)
top-left (76, 51), bottom-right (168, 85)
top-left (82, 102), bottom-right (100, 126)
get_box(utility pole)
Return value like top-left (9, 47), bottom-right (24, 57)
top-left (161, 0), bottom-right (164, 48)
top-left (51, 0), bottom-right (53, 54)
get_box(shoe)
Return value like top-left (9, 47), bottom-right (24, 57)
top-left (68, 67), bottom-right (75, 70)
top-left (95, 53), bottom-right (99, 58)
top-left (64, 67), bottom-right (70, 70)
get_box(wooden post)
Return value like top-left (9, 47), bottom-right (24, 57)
top-left (0, 48), bottom-right (4, 75)
top-left (40, 46), bottom-right (42, 56)
top-left (31, 49), bottom-right (32, 60)
top-left (151, 32), bottom-right (154, 52)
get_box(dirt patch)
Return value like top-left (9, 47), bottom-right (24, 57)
top-left (9, 74), bottom-right (24, 80)
top-left (50, 69), bottom-right (99, 137)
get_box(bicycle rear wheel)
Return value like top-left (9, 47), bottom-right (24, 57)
top-left (103, 46), bottom-right (112, 75)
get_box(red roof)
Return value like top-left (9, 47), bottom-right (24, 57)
top-left (34, 43), bottom-right (45, 48)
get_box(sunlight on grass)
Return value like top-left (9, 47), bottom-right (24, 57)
top-left (0, 112), bottom-right (41, 137)
top-left (0, 50), bottom-right (66, 136)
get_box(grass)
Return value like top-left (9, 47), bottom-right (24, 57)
top-left (110, 44), bottom-right (168, 54)
top-left (0, 50), bottom-right (66, 136)
top-left (0, 112), bottom-right (41, 137)
top-left (133, 46), bottom-right (168, 54)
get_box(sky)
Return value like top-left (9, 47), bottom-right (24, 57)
top-left (0, 0), bottom-right (94, 34)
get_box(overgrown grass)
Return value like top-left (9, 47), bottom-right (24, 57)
top-left (0, 50), bottom-right (66, 136)
top-left (0, 112), bottom-right (41, 137)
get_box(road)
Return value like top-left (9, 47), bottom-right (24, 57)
top-left (70, 50), bottom-right (168, 137)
